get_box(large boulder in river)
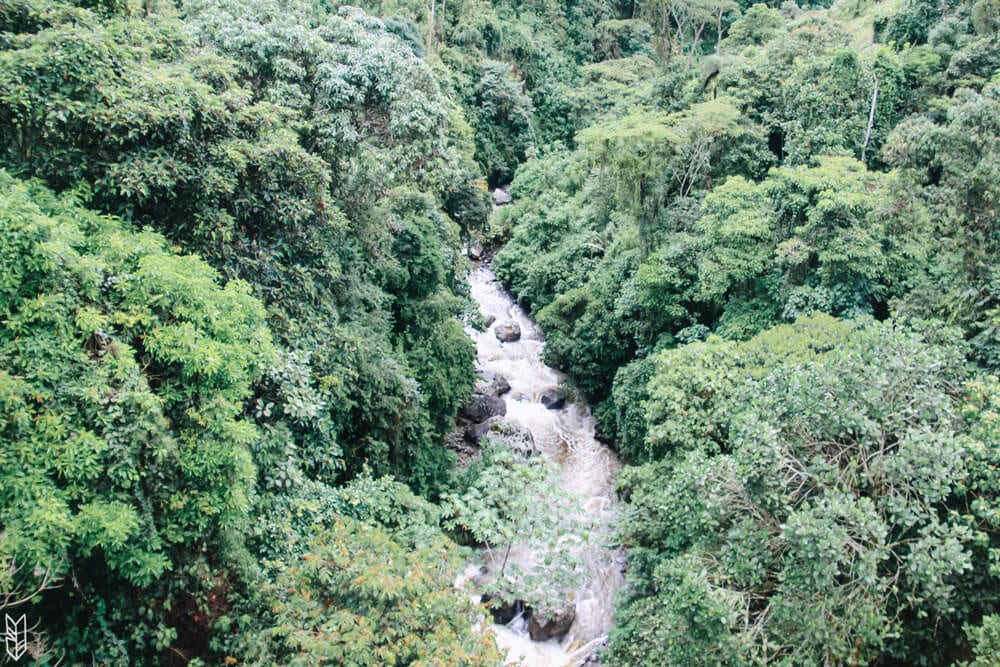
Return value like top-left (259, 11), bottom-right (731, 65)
top-left (474, 372), bottom-right (511, 397)
top-left (465, 418), bottom-right (495, 443)
top-left (465, 417), bottom-right (536, 453)
top-left (528, 602), bottom-right (576, 641)
top-left (492, 374), bottom-right (511, 396)
top-left (481, 594), bottom-right (527, 625)
top-left (485, 418), bottom-right (537, 456)
top-left (493, 187), bottom-right (512, 206)
top-left (460, 394), bottom-right (506, 423)
top-left (495, 322), bottom-right (521, 342)
top-left (540, 388), bottom-right (566, 410)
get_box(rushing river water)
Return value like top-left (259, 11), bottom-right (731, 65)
top-left (463, 265), bottom-right (624, 666)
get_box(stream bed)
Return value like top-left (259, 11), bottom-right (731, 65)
top-left (463, 265), bottom-right (624, 666)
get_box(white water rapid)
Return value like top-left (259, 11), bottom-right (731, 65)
top-left (463, 265), bottom-right (624, 666)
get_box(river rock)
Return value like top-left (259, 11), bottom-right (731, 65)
top-left (481, 594), bottom-right (527, 625)
top-left (474, 372), bottom-right (510, 397)
top-left (593, 419), bottom-right (611, 444)
top-left (465, 418), bottom-right (495, 442)
top-left (460, 394), bottom-right (506, 423)
top-left (540, 388), bottom-right (566, 410)
top-left (466, 418), bottom-right (537, 455)
top-left (473, 377), bottom-right (492, 396)
top-left (444, 427), bottom-right (479, 468)
top-left (487, 418), bottom-right (537, 456)
top-left (495, 322), bottom-right (521, 342)
top-left (528, 602), bottom-right (576, 641)
top-left (491, 374), bottom-right (511, 396)
top-left (468, 240), bottom-right (484, 260)
top-left (483, 314), bottom-right (496, 328)
top-left (493, 187), bottom-right (512, 206)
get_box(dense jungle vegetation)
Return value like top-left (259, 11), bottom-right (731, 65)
top-left (0, 0), bottom-right (998, 662)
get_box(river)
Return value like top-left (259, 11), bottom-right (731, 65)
top-left (463, 265), bottom-right (624, 666)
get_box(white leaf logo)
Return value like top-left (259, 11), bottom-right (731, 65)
top-left (4, 614), bottom-right (27, 661)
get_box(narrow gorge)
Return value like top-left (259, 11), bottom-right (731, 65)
top-left (461, 265), bottom-right (625, 666)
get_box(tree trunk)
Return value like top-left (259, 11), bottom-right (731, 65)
top-left (716, 9), bottom-right (723, 54)
top-left (861, 72), bottom-right (879, 163)
top-left (689, 21), bottom-right (706, 64)
top-left (439, 0), bottom-right (446, 46)
top-left (427, 0), bottom-right (435, 55)
top-left (500, 542), bottom-right (512, 577)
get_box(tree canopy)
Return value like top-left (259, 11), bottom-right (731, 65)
top-left (2, 0), bottom-right (1000, 662)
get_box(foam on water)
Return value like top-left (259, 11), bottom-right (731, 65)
top-left (463, 266), bottom-right (625, 666)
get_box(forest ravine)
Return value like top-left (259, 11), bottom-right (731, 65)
top-left (1, 0), bottom-right (1000, 664)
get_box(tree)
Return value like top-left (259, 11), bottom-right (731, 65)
top-left (441, 440), bottom-right (585, 610)
top-left (610, 318), bottom-right (994, 665)
top-left (723, 3), bottom-right (782, 48)
top-left (722, 18), bottom-right (907, 164)
top-left (695, 156), bottom-right (889, 335)
top-left (241, 517), bottom-right (502, 666)
top-left (638, 0), bottom-right (719, 59)
top-left (578, 99), bottom-right (751, 251)
top-left (0, 0), bottom-right (488, 496)
top-left (466, 60), bottom-right (536, 185)
top-left (0, 172), bottom-right (274, 662)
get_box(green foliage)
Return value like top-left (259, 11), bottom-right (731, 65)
top-left (480, 4), bottom-right (1000, 663)
top-left (495, 152), bottom-right (893, 402)
top-left (594, 356), bottom-right (656, 460)
top-left (609, 319), bottom-right (994, 666)
top-left (4, 0), bottom-right (999, 662)
top-left (0, 0), bottom-right (487, 496)
top-left (445, 178), bottom-right (492, 245)
top-left (698, 156), bottom-right (890, 324)
top-left (568, 56), bottom-right (660, 128)
top-left (0, 13), bottom-right (327, 263)
top-left (0, 0), bottom-right (493, 660)
top-left (886, 84), bottom-right (1000, 367)
top-left (494, 100), bottom-right (767, 401)
top-left (579, 101), bottom-right (751, 229)
top-left (875, 0), bottom-right (960, 45)
top-left (384, 13), bottom-right (426, 56)
top-left (593, 19), bottom-right (655, 60)
top-left (0, 173), bottom-right (273, 660)
top-left (242, 464), bottom-right (480, 656)
top-left (181, 0), bottom-right (481, 492)
top-left (723, 3), bottom-right (783, 46)
top-left (441, 441), bottom-right (585, 608)
top-left (961, 615), bottom-right (1000, 667)
top-left (722, 17), bottom-right (909, 165)
top-left (237, 517), bottom-right (502, 666)
top-left (466, 59), bottom-right (536, 185)
top-left (186, 0), bottom-right (471, 198)
top-left (638, 0), bottom-right (739, 59)
top-left (635, 315), bottom-right (857, 460)
top-left (481, 0), bottom-right (1000, 664)
top-left (419, 0), bottom-right (613, 176)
